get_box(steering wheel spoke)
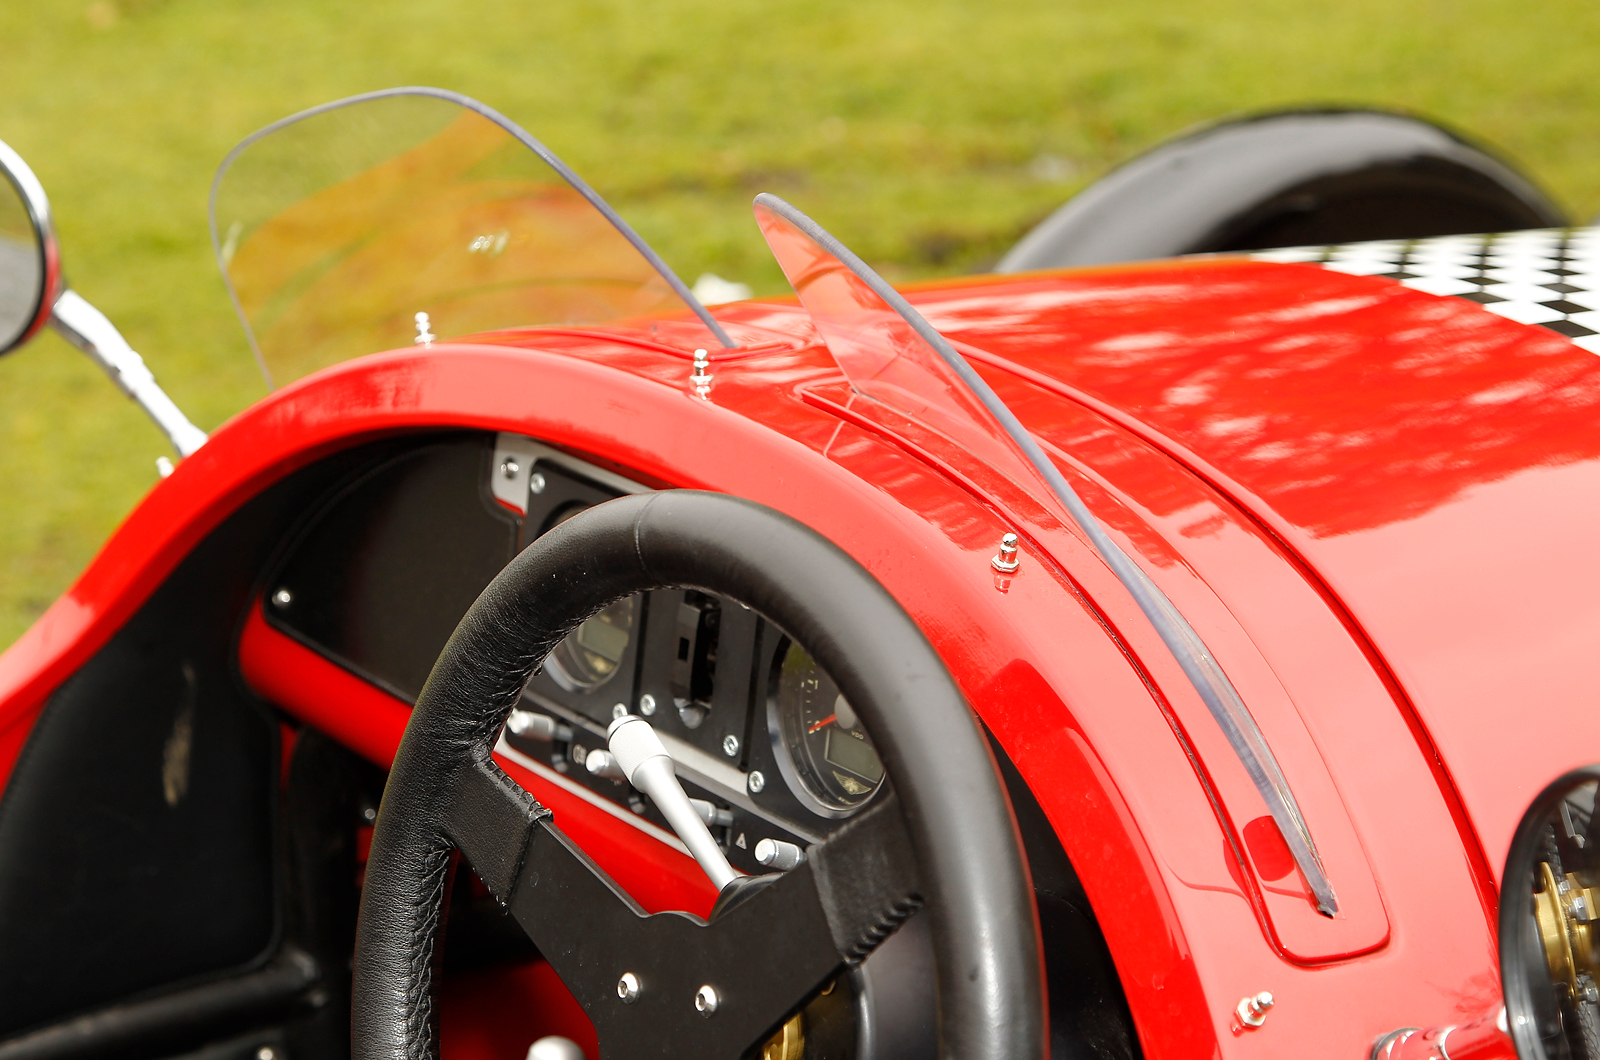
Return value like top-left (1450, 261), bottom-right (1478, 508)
top-left (446, 759), bottom-right (925, 1059)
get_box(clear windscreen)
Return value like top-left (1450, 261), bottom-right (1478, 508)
top-left (212, 91), bottom-right (719, 389)
top-left (753, 192), bottom-right (1339, 915)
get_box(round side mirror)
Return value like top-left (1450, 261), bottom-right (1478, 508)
top-left (1502, 766), bottom-right (1600, 1060)
top-left (0, 139), bottom-right (61, 355)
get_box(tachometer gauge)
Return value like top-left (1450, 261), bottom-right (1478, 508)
top-left (768, 636), bottom-right (885, 818)
top-left (545, 596), bottom-right (635, 693)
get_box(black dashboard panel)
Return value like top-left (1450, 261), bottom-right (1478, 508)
top-left (264, 432), bottom-right (839, 865)
top-left (266, 435), bottom-right (519, 702)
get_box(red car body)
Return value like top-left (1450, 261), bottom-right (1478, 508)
top-left (4, 238), bottom-right (1591, 1057)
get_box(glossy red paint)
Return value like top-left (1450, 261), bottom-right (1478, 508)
top-left (0, 255), bottom-right (1556, 1056)
top-left (911, 258), bottom-right (1600, 878)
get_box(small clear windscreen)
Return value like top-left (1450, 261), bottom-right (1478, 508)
top-left (753, 192), bottom-right (1339, 915)
top-left (752, 195), bottom-right (1066, 517)
top-left (212, 89), bottom-right (724, 389)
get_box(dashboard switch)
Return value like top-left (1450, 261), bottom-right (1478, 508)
top-left (585, 748), bottom-right (625, 782)
top-left (506, 709), bottom-right (571, 743)
top-left (755, 838), bottom-right (805, 871)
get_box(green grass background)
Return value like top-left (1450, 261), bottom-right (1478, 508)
top-left (3, 0), bottom-right (1600, 647)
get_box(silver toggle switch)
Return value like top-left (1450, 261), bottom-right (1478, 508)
top-left (506, 709), bottom-right (571, 743)
top-left (586, 748), bottom-right (626, 782)
top-left (754, 838), bottom-right (805, 871)
top-left (690, 798), bottom-right (735, 829)
top-left (608, 715), bottom-right (742, 891)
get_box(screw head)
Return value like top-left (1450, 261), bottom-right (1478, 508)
top-left (695, 984), bottom-right (720, 1016)
top-left (613, 703), bottom-right (629, 720)
top-left (617, 972), bottom-right (640, 1003)
top-left (639, 693), bottom-right (657, 716)
top-left (722, 734), bottom-right (740, 757)
top-left (529, 471), bottom-right (546, 495)
top-left (272, 588), bottom-right (292, 608)
top-left (256, 1049), bottom-right (277, 1060)
top-left (500, 457), bottom-right (521, 479)
top-left (747, 770), bottom-right (766, 794)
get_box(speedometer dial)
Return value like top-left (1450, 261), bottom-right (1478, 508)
top-left (768, 637), bottom-right (885, 818)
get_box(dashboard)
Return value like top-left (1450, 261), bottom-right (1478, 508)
top-left (261, 430), bottom-right (887, 873)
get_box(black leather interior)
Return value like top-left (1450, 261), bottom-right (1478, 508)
top-left (352, 490), bottom-right (1045, 1060)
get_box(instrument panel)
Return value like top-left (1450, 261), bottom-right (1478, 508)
top-left (263, 431), bottom-right (887, 874)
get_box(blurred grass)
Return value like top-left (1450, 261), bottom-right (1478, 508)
top-left (4, 0), bottom-right (1600, 646)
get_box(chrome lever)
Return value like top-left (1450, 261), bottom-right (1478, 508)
top-left (607, 716), bottom-right (743, 891)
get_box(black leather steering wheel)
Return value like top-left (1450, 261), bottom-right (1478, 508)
top-left (351, 490), bottom-right (1045, 1060)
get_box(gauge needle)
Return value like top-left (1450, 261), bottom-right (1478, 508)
top-left (808, 713), bottom-right (836, 734)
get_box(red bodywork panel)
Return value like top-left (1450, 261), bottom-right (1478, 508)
top-left (1, 256), bottom-right (1570, 1057)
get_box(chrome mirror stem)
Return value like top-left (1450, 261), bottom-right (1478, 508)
top-left (50, 290), bottom-right (207, 458)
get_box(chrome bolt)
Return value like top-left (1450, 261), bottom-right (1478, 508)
top-left (639, 693), bottom-right (657, 716)
top-left (617, 972), bottom-right (640, 1004)
top-left (695, 984), bottom-right (720, 1016)
top-left (256, 1048), bottom-right (277, 1060)
top-left (722, 734), bottom-right (740, 757)
top-left (362, 805), bottom-right (377, 823)
top-left (991, 532), bottom-right (1021, 573)
top-left (272, 588), bottom-right (293, 608)
top-left (500, 457), bottom-right (521, 479)
top-left (690, 348), bottom-right (713, 396)
top-left (414, 311), bottom-right (435, 346)
top-left (755, 838), bottom-right (805, 871)
top-left (571, 744), bottom-right (587, 766)
top-left (613, 703), bottom-right (630, 720)
top-left (747, 770), bottom-right (766, 794)
top-left (529, 471), bottom-right (546, 495)
top-left (1236, 991), bottom-right (1274, 1028)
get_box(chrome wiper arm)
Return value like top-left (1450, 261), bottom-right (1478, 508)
top-left (753, 193), bottom-right (1337, 916)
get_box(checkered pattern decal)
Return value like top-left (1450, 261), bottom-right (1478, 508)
top-left (1252, 227), bottom-right (1600, 354)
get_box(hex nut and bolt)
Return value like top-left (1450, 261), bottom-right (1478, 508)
top-left (1236, 991), bottom-right (1274, 1028)
top-left (722, 734), bottom-right (740, 757)
top-left (991, 533), bottom-right (1021, 573)
top-left (529, 472), bottom-right (546, 495)
top-left (617, 972), bottom-right (640, 1004)
top-left (272, 588), bottom-right (293, 608)
top-left (695, 984), bottom-right (720, 1016)
top-left (500, 457), bottom-right (521, 479)
top-left (747, 770), bottom-right (766, 794)
top-left (639, 693), bottom-right (657, 716)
